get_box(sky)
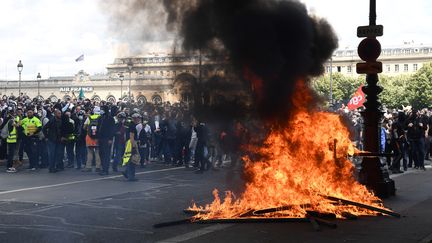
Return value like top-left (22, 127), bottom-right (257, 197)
top-left (0, 0), bottom-right (431, 80)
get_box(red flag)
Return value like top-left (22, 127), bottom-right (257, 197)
top-left (347, 84), bottom-right (365, 110)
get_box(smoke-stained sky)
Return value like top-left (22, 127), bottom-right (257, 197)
top-left (0, 0), bottom-right (431, 80)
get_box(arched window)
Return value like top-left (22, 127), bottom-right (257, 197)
top-left (49, 95), bottom-right (58, 103)
top-left (91, 95), bottom-right (101, 102)
top-left (137, 95), bottom-right (147, 105)
top-left (63, 95), bottom-right (72, 101)
top-left (106, 95), bottom-right (116, 104)
top-left (36, 95), bottom-right (44, 102)
top-left (151, 95), bottom-right (162, 105)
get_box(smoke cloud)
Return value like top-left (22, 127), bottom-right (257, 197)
top-left (163, 0), bottom-right (338, 122)
top-left (99, 0), bottom-right (176, 55)
top-left (102, 0), bottom-right (338, 123)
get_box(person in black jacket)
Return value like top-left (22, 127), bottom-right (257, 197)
top-left (43, 109), bottom-right (65, 173)
top-left (194, 121), bottom-right (211, 173)
top-left (63, 110), bottom-right (77, 168)
top-left (391, 112), bottom-right (408, 173)
top-left (98, 105), bottom-right (116, 175)
top-left (160, 111), bottom-right (177, 165)
top-left (75, 110), bottom-right (87, 170)
top-left (406, 110), bottom-right (427, 170)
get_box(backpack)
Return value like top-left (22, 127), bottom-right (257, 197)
top-left (138, 125), bottom-right (151, 144)
top-left (88, 117), bottom-right (100, 138)
top-left (0, 122), bottom-right (9, 139)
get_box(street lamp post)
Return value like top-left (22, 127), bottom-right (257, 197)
top-left (357, 0), bottom-right (395, 198)
top-left (37, 72), bottom-right (41, 98)
top-left (17, 60), bottom-right (23, 97)
top-left (119, 73), bottom-right (124, 101)
top-left (127, 59), bottom-right (133, 102)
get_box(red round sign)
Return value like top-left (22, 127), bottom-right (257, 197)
top-left (357, 37), bottom-right (381, 61)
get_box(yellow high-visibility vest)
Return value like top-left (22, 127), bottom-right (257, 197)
top-left (7, 124), bottom-right (17, 144)
top-left (122, 140), bottom-right (132, 166)
top-left (7, 117), bottom-right (21, 143)
top-left (67, 134), bottom-right (75, 141)
top-left (21, 116), bottom-right (42, 136)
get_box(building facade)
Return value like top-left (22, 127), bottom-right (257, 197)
top-left (326, 44), bottom-right (432, 76)
top-left (3, 44), bottom-right (428, 104)
top-left (0, 53), bottom-right (241, 105)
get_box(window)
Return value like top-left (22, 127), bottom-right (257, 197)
top-left (386, 65), bottom-right (390, 72)
top-left (337, 66), bottom-right (341, 72)
top-left (326, 66), bottom-right (331, 73)
top-left (347, 66), bottom-right (352, 73)
top-left (413, 64), bottom-right (418, 71)
top-left (152, 95), bottom-right (162, 104)
top-left (395, 64), bottom-right (399, 72)
top-left (404, 64), bottom-right (408, 72)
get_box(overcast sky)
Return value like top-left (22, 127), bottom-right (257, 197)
top-left (0, 0), bottom-right (431, 80)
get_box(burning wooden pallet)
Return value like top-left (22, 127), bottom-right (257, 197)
top-left (153, 195), bottom-right (400, 231)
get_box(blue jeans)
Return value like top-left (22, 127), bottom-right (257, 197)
top-left (152, 133), bottom-right (162, 158)
top-left (7, 143), bottom-right (17, 168)
top-left (139, 143), bottom-right (150, 165)
top-left (411, 138), bottom-right (425, 167)
top-left (126, 161), bottom-right (136, 180)
top-left (23, 137), bottom-right (39, 169)
top-left (65, 142), bottom-right (75, 166)
top-left (48, 141), bottom-right (65, 171)
top-left (163, 138), bottom-right (175, 164)
top-left (113, 143), bottom-right (125, 171)
top-left (38, 140), bottom-right (49, 168)
top-left (76, 142), bottom-right (87, 169)
top-left (99, 139), bottom-right (112, 173)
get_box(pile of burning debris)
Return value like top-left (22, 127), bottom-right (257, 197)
top-left (140, 0), bottom-right (400, 231)
top-left (154, 195), bottom-right (400, 231)
top-left (154, 82), bottom-right (401, 231)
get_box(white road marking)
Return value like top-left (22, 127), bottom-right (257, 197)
top-left (0, 167), bottom-right (183, 195)
top-left (156, 224), bottom-right (233, 243)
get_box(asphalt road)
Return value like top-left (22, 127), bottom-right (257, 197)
top-left (0, 161), bottom-right (432, 243)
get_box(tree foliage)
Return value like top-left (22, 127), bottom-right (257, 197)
top-left (406, 62), bottom-right (432, 109)
top-left (312, 62), bottom-right (432, 109)
top-left (311, 73), bottom-right (363, 105)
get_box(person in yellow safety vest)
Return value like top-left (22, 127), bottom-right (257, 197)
top-left (20, 108), bottom-right (42, 171)
top-left (82, 107), bottom-right (102, 172)
top-left (15, 108), bottom-right (24, 168)
top-left (6, 111), bottom-right (19, 173)
top-left (122, 113), bottom-right (141, 181)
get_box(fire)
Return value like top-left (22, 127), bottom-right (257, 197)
top-left (189, 79), bottom-right (386, 220)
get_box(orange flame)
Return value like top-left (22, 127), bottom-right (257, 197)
top-left (190, 79), bottom-right (385, 220)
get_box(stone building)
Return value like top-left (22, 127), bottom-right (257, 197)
top-left (0, 53), bottom-right (248, 105)
top-left (326, 44), bottom-right (432, 76)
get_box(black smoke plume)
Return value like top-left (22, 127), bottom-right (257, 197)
top-left (163, 0), bottom-right (338, 123)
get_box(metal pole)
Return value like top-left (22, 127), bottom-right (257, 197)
top-left (37, 72), bottom-right (41, 97)
top-left (121, 79), bottom-right (123, 99)
top-left (329, 58), bottom-right (333, 105)
top-left (18, 71), bottom-right (21, 97)
top-left (369, 0), bottom-right (376, 25)
top-left (129, 70), bottom-right (131, 101)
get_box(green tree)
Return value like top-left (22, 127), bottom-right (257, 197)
top-left (312, 73), bottom-right (363, 104)
top-left (406, 63), bottom-right (432, 109)
top-left (312, 63), bottom-right (432, 109)
top-left (379, 74), bottom-right (410, 109)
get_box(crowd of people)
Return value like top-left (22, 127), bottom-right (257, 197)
top-left (0, 95), bottom-right (247, 181)
top-left (3, 94), bottom-right (428, 180)
top-left (343, 106), bottom-right (432, 173)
